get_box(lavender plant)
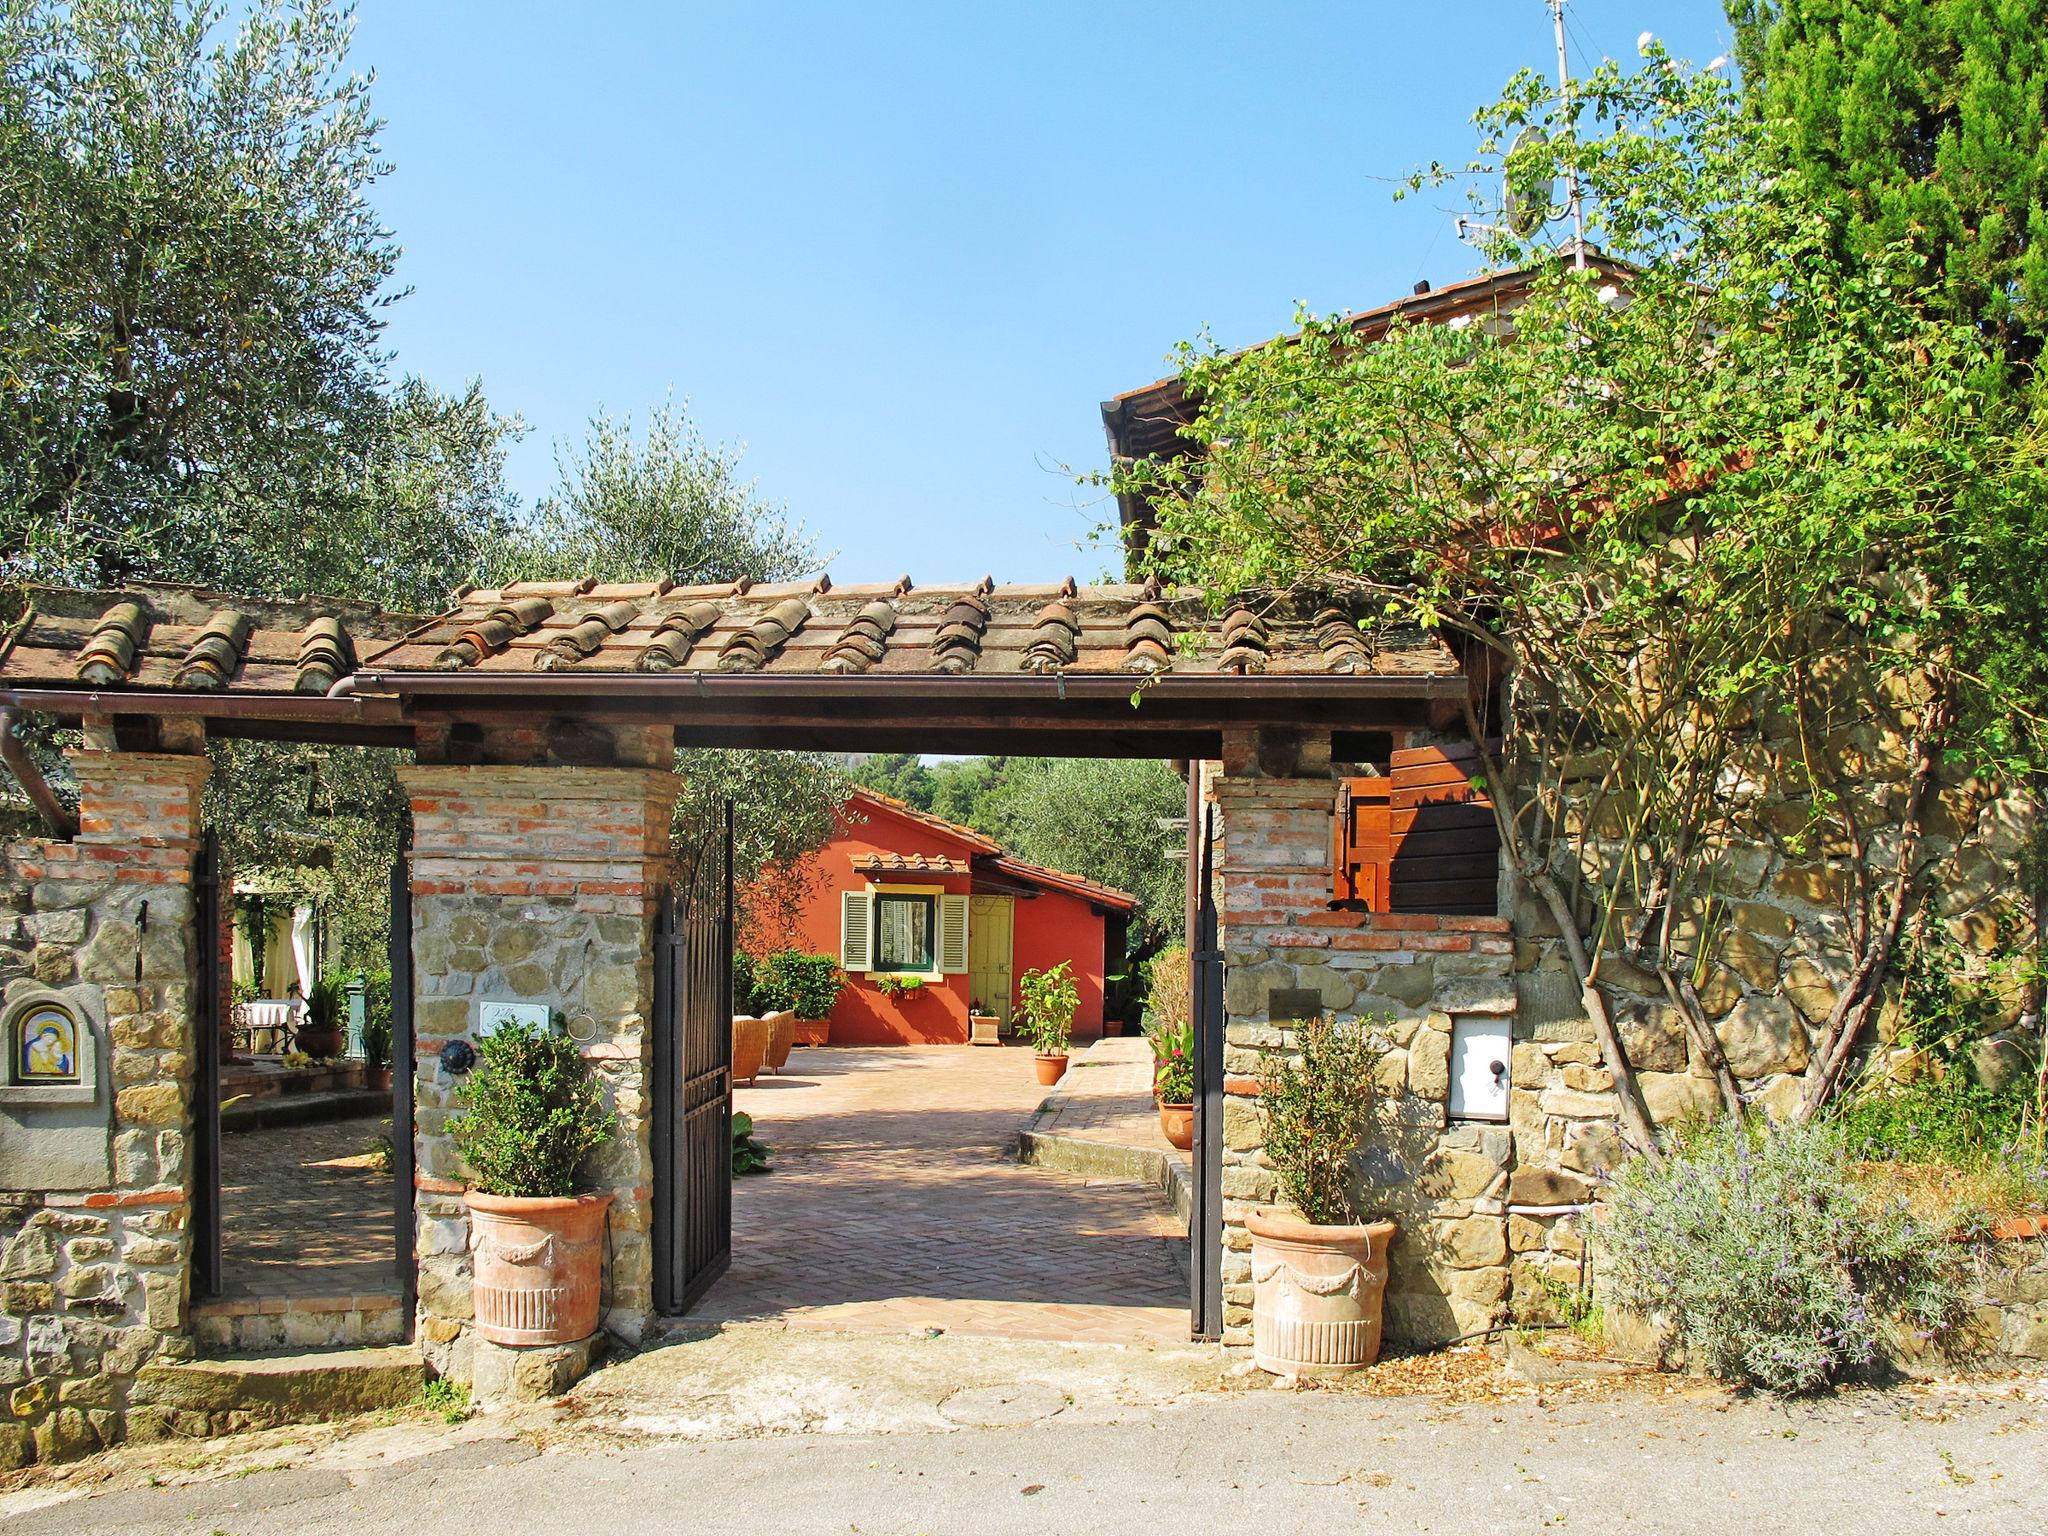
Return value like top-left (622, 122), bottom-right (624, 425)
top-left (1601, 1120), bottom-right (1970, 1394)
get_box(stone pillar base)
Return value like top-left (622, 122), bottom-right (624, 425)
top-left (469, 1331), bottom-right (606, 1406)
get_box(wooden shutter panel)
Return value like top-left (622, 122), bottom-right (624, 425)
top-left (938, 894), bottom-right (970, 974)
top-left (1388, 742), bottom-right (1500, 915)
top-left (1332, 777), bottom-right (1393, 911)
top-left (839, 889), bottom-right (872, 971)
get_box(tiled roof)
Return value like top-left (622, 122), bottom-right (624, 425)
top-left (849, 852), bottom-right (971, 875)
top-left (986, 854), bottom-right (1139, 912)
top-left (0, 577), bottom-right (1466, 692)
top-left (848, 789), bottom-right (1002, 854)
top-left (842, 788), bottom-right (1138, 911)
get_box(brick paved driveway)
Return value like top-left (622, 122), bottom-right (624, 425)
top-left (695, 1046), bottom-right (1189, 1344)
top-left (217, 1114), bottom-right (398, 1304)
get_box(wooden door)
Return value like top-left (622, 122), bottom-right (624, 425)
top-left (967, 895), bottom-right (1014, 1023)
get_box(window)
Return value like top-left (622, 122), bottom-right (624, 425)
top-left (874, 892), bottom-right (936, 973)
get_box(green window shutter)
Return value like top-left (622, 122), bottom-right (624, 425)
top-left (938, 893), bottom-right (970, 975)
top-left (840, 889), bottom-right (872, 971)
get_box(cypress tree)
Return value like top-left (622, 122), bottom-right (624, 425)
top-left (1728, 1), bottom-right (2048, 376)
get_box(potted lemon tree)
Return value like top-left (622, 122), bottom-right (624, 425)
top-left (1018, 961), bottom-right (1078, 1086)
top-left (1248, 1016), bottom-right (1396, 1375)
top-left (452, 1021), bottom-right (617, 1346)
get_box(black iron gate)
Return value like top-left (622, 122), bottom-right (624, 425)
top-left (653, 802), bottom-right (735, 1315)
top-left (389, 847), bottom-right (417, 1334)
top-left (193, 831), bottom-right (224, 1297)
top-left (1188, 796), bottom-right (1224, 1341)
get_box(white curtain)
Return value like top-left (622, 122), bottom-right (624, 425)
top-left (290, 903), bottom-right (315, 997)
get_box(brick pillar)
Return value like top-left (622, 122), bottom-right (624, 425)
top-left (0, 748), bottom-right (209, 1464)
top-left (398, 759), bottom-right (681, 1387)
top-left (1211, 730), bottom-right (1523, 1352)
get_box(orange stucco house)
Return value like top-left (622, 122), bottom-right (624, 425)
top-left (756, 789), bottom-right (1137, 1046)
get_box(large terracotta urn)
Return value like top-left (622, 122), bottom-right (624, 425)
top-left (763, 1010), bottom-right (797, 1074)
top-left (465, 1190), bottom-right (612, 1346)
top-left (1246, 1207), bottom-right (1398, 1375)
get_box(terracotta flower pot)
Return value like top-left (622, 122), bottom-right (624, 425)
top-left (297, 1028), bottom-right (343, 1060)
top-left (764, 1010), bottom-right (796, 1073)
top-left (731, 1015), bottom-right (770, 1086)
top-left (465, 1190), bottom-right (612, 1346)
top-left (1246, 1206), bottom-right (1398, 1376)
top-left (1158, 1102), bottom-right (1194, 1151)
top-left (793, 1016), bottom-right (830, 1047)
top-left (1033, 1052), bottom-right (1068, 1086)
top-left (366, 1066), bottom-right (394, 1093)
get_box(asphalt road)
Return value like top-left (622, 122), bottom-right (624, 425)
top-left (7, 1376), bottom-right (2043, 1536)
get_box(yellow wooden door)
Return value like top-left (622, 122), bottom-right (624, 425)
top-left (967, 895), bottom-right (1015, 1024)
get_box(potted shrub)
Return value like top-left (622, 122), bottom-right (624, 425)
top-left (360, 974), bottom-right (394, 1093)
top-left (451, 1021), bottom-right (617, 1347)
top-left (297, 976), bottom-right (345, 1059)
top-left (758, 950), bottom-right (842, 1047)
top-left (1249, 1016), bottom-right (1396, 1375)
top-left (1018, 962), bottom-right (1078, 1086)
top-left (968, 999), bottom-right (1002, 1047)
top-left (1147, 1016), bottom-right (1195, 1151)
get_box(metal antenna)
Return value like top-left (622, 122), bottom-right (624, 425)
top-left (1550, 0), bottom-right (1588, 268)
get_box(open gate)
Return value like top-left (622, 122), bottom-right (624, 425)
top-left (389, 845), bottom-right (417, 1333)
top-left (192, 831), bottom-right (224, 1297)
top-left (653, 801), bottom-right (735, 1314)
top-left (1187, 780), bottom-right (1224, 1341)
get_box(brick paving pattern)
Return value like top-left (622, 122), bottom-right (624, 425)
top-left (212, 1113), bottom-right (399, 1309)
top-left (698, 1045), bottom-right (1189, 1344)
top-left (1021, 1036), bottom-right (1189, 1164)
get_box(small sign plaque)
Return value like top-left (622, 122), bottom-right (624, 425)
top-left (476, 1000), bottom-right (553, 1038)
top-left (1268, 987), bottom-right (1322, 1023)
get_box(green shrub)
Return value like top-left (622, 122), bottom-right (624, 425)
top-left (753, 951), bottom-right (843, 1020)
top-left (450, 1022), bottom-right (615, 1198)
top-left (1257, 1016), bottom-right (1383, 1225)
top-left (1017, 962), bottom-right (1079, 1056)
top-left (732, 950), bottom-right (758, 1015)
top-left (1601, 1119), bottom-right (1971, 1395)
top-left (1146, 946), bottom-right (1192, 1034)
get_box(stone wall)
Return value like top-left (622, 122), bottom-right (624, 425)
top-left (400, 758), bottom-right (681, 1388)
top-left (1210, 757), bottom-right (1544, 1348)
top-left (0, 750), bottom-right (208, 1469)
top-left (1210, 703), bottom-right (2041, 1360)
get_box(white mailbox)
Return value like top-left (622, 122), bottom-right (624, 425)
top-left (1448, 1015), bottom-right (1512, 1121)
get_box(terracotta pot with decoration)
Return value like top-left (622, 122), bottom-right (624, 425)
top-left (731, 1015), bottom-right (770, 1087)
top-left (763, 1010), bottom-right (797, 1073)
top-left (1157, 1102), bottom-right (1194, 1151)
top-left (466, 1191), bottom-right (613, 1346)
top-left (1246, 1207), bottom-right (1398, 1374)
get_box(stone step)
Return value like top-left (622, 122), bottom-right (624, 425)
top-left (221, 1089), bottom-right (390, 1133)
top-left (127, 1344), bottom-right (426, 1439)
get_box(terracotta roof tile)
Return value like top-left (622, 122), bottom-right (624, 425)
top-left (851, 852), bottom-right (970, 875)
top-left (0, 578), bottom-right (1469, 695)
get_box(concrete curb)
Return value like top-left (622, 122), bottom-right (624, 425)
top-left (1014, 1127), bottom-right (1193, 1224)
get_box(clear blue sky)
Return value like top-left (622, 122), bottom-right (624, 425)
top-left (355, 2), bottom-right (1735, 585)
